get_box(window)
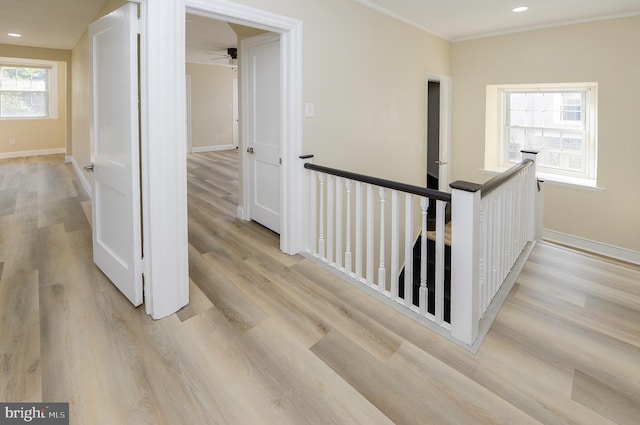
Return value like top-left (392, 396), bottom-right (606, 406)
top-left (486, 83), bottom-right (598, 186)
top-left (0, 59), bottom-right (58, 119)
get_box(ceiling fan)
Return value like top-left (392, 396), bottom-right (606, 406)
top-left (204, 47), bottom-right (237, 65)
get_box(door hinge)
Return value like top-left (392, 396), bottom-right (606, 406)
top-left (279, 158), bottom-right (282, 165)
top-left (136, 18), bottom-right (142, 35)
top-left (138, 256), bottom-right (145, 272)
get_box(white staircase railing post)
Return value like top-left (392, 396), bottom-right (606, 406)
top-left (300, 155), bottom-right (315, 254)
top-left (521, 150), bottom-right (542, 242)
top-left (450, 181), bottom-right (483, 346)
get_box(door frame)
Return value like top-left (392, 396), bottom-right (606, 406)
top-left (183, 0), bottom-right (303, 254)
top-left (426, 73), bottom-right (452, 191)
top-left (186, 74), bottom-right (193, 153)
top-left (136, 0), bottom-right (302, 318)
top-left (240, 32), bottom-right (281, 233)
top-left (232, 77), bottom-right (238, 148)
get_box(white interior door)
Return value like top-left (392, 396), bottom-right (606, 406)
top-left (244, 34), bottom-right (281, 233)
top-left (89, 2), bottom-right (143, 306)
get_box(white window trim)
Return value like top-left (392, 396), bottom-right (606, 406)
top-left (486, 82), bottom-right (598, 188)
top-left (0, 57), bottom-right (58, 120)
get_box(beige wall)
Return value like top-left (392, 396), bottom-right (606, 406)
top-left (71, 0), bottom-right (449, 187)
top-left (71, 32), bottom-right (91, 183)
top-left (229, 0), bottom-right (451, 186)
top-left (186, 63), bottom-right (236, 149)
top-left (67, 1), bottom-right (638, 253)
top-left (70, 0), bottom-right (126, 186)
top-left (451, 16), bottom-right (640, 252)
top-left (0, 45), bottom-right (70, 155)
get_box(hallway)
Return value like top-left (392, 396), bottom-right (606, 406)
top-left (1, 152), bottom-right (639, 424)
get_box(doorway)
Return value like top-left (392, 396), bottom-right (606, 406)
top-left (184, 1), bottom-right (302, 254)
top-left (425, 73), bottom-right (451, 192)
top-left (426, 80), bottom-right (440, 191)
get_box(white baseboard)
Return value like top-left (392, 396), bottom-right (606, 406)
top-left (192, 144), bottom-right (235, 153)
top-left (67, 156), bottom-right (92, 199)
top-left (236, 205), bottom-right (245, 220)
top-left (543, 229), bottom-right (640, 265)
top-left (0, 147), bottom-right (66, 159)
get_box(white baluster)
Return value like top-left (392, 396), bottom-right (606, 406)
top-left (495, 191), bottom-right (503, 297)
top-left (404, 194), bottom-right (414, 307)
top-left (345, 179), bottom-right (352, 274)
top-left (327, 175), bottom-right (334, 265)
top-left (491, 196), bottom-right (499, 302)
top-left (378, 187), bottom-right (386, 292)
top-left (355, 182), bottom-right (363, 281)
top-left (310, 170), bottom-right (317, 256)
top-left (479, 200), bottom-right (487, 313)
top-left (435, 199), bottom-right (446, 323)
top-left (335, 177), bottom-right (343, 270)
top-left (366, 184), bottom-right (374, 285)
top-left (318, 173), bottom-right (325, 259)
top-left (419, 197), bottom-right (428, 315)
top-left (391, 190), bottom-right (400, 300)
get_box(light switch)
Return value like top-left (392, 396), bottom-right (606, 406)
top-left (304, 102), bottom-right (314, 117)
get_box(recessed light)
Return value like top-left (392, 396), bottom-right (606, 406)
top-left (512, 6), bottom-right (528, 13)
top-left (8, 33), bottom-right (22, 38)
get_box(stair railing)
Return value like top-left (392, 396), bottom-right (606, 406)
top-left (449, 150), bottom-right (542, 345)
top-left (300, 150), bottom-right (542, 348)
top-left (300, 157), bottom-right (453, 330)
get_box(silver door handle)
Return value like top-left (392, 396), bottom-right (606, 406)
top-left (247, 147), bottom-right (254, 153)
top-left (84, 163), bottom-right (95, 172)
top-left (435, 161), bottom-right (448, 165)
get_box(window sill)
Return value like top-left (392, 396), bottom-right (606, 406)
top-left (481, 168), bottom-right (604, 192)
top-left (0, 116), bottom-right (58, 121)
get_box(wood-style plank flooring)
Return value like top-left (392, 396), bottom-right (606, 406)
top-left (1, 151), bottom-right (639, 424)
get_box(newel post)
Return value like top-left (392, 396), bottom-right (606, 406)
top-left (521, 150), bottom-right (542, 242)
top-left (449, 180), bottom-right (483, 346)
top-left (300, 154), bottom-right (315, 254)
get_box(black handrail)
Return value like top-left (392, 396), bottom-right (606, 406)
top-left (450, 159), bottom-right (534, 198)
top-left (479, 159), bottom-right (533, 198)
top-left (303, 162), bottom-right (452, 203)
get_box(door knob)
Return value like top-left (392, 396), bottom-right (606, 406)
top-left (84, 163), bottom-right (95, 172)
top-left (247, 147), bottom-right (254, 153)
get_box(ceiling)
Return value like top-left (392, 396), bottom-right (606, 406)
top-left (1, 0), bottom-right (639, 52)
top-left (0, 0), bottom-right (107, 49)
top-left (185, 14), bottom-right (238, 65)
top-left (359, 0), bottom-right (640, 40)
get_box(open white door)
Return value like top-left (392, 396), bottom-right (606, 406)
top-left (88, 2), bottom-right (143, 306)
top-left (243, 33), bottom-right (281, 233)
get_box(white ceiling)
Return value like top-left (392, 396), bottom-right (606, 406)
top-left (358, 0), bottom-right (640, 41)
top-left (1, 0), bottom-right (639, 51)
top-left (185, 14), bottom-right (237, 65)
top-left (0, 0), bottom-right (107, 49)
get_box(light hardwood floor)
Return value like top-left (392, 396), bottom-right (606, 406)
top-left (1, 151), bottom-right (639, 424)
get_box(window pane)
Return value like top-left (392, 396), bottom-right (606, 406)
top-left (510, 110), bottom-right (526, 126)
top-left (503, 88), bottom-right (592, 177)
top-left (2, 67), bottom-right (17, 90)
top-left (0, 66), bottom-right (49, 118)
top-left (507, 127), bottom-right (525, 162)
top-left (31, 69), bottom-right (47, 91)
top-left (1, 91), bottom-right (47, 117)
top-left (563, 137), bottom-right (582, 152)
